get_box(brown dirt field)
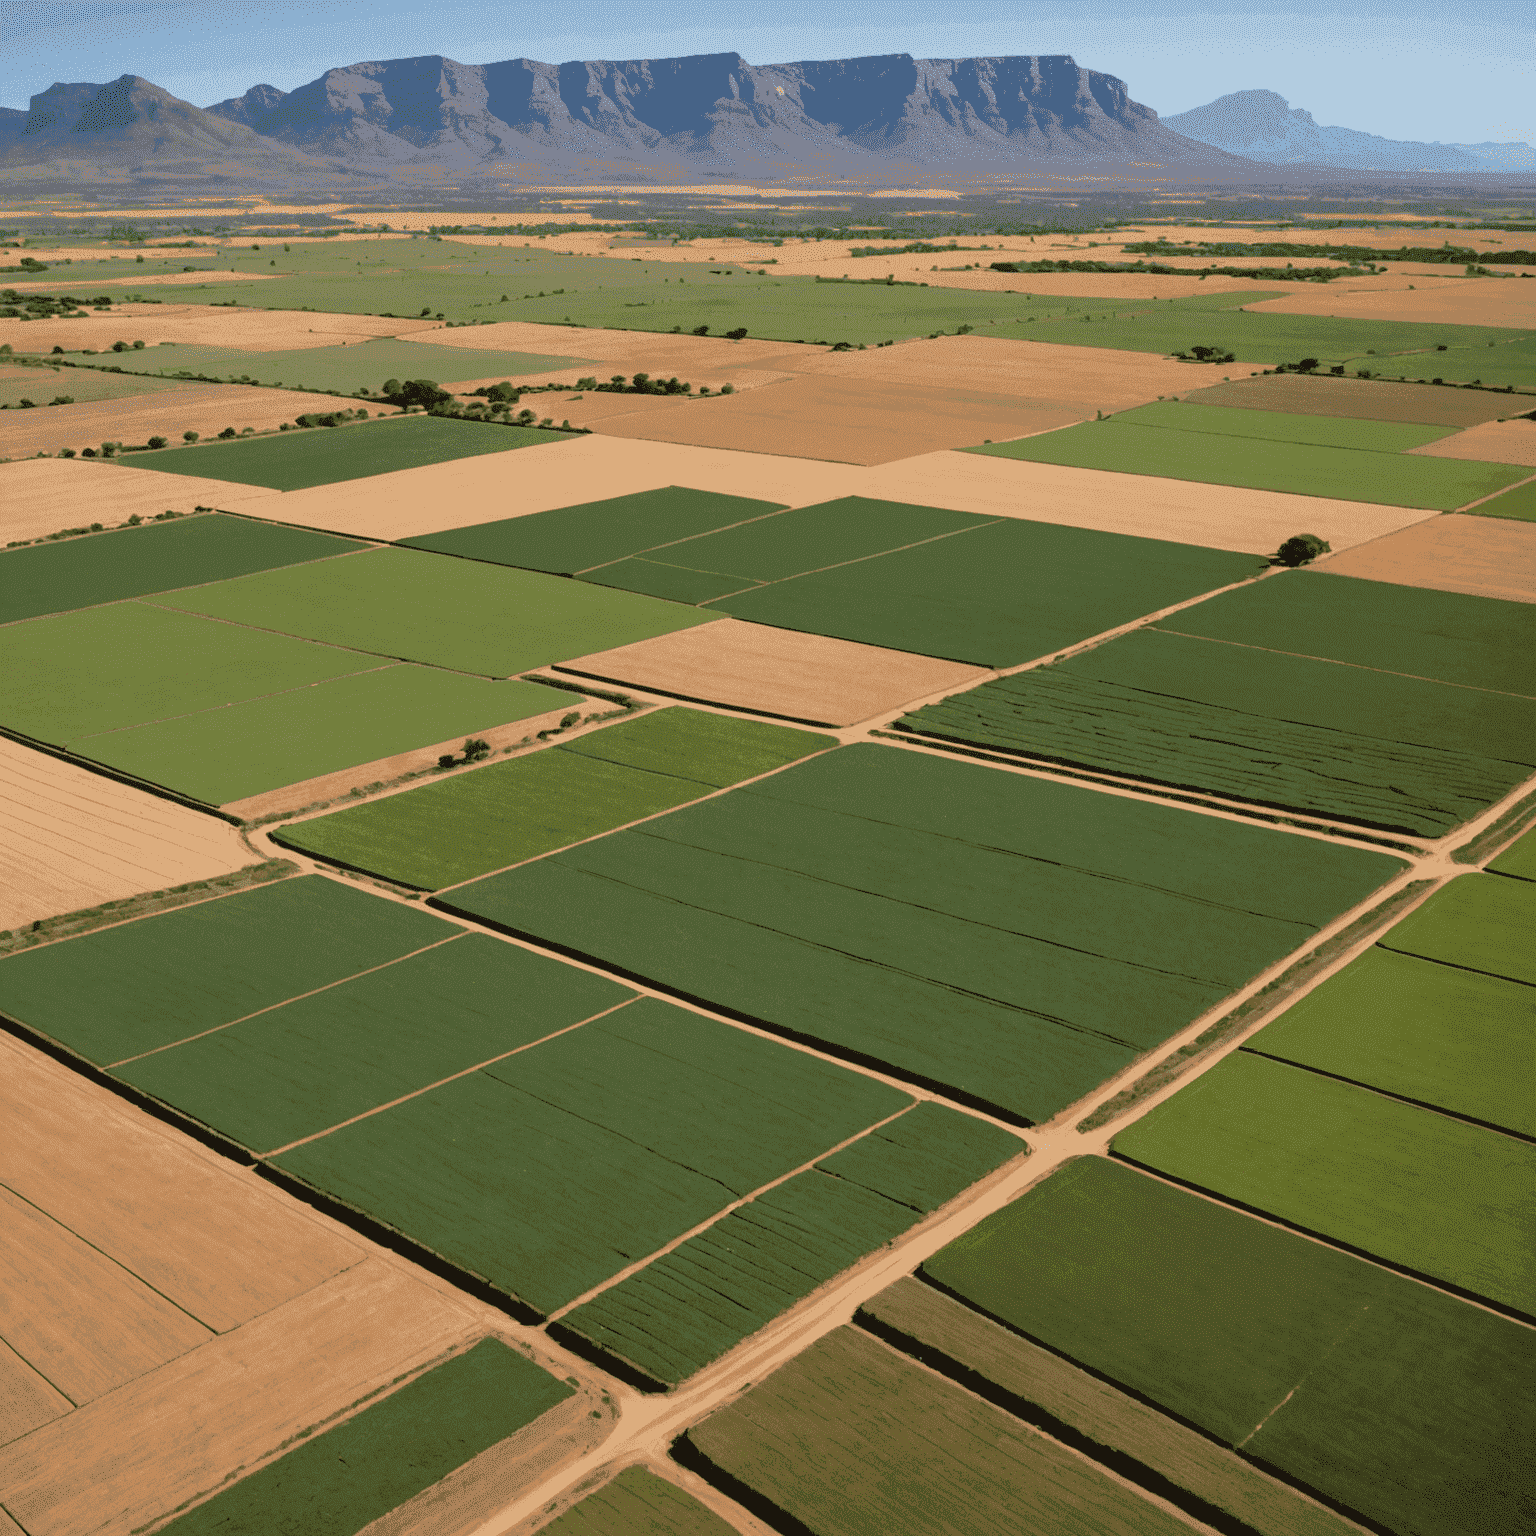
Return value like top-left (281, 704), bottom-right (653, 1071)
top-left (1177, 371), bottom-right (1517, 426)
top-left (7, 271), bottom-right (276, 293)
top-left (591, 374), bottom-right (1088, 465)
top-left (1318, 514), bottom-right (1536, 603)
top-left (0, 738), bottom-right (254, 929)
top-left (0, 384), bottom-right (393, 463)
top-left (220, 698), bottom-right (594, 822)
top-left (514, 392), bottom-right (696, 431)
top-left (264, 433), bottom-right (870, 541)
top-left (0, 305), bottom-right (440, 356)
top-left (0, 1032), bottom-right (359, 1333)
top-left (1245, 277), bottom-right (1536, 328)
top-left (853, 450), bottom-right (1436, 555)
top-left (0, 1259), bottom-right (479, 1536)
top-left (0, 1186), bottom-right (211, 1407)
top-left (1408, 419), bottom-right (1536, 466)
top-left (792, 334), bottom-right (1264, 411)
top-left (0, 459), bottom-right (279, 544)
top-left (555, 619), bottom-right (991, 727)
top-left (0, 1344), bottom-right (72, 1449)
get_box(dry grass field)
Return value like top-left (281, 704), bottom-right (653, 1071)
top-left (1318, 513), bottom-right (1536, 602)
top-left (0, 384), bottom-right (392, 463)
top-left (0, 459), bottom-right (279, 544)
top-left (1409, 420), bottom-right (1536, 467)
top-left (0, 737), bottom-right (254, 930)
top-left (555, 618), bottom-right (990, 726)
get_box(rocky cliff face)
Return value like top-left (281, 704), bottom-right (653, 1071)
top-left (1165, 89), bottom-right (1532, 172)
top-left (205, 83), bottom-right (288, 128)
top-left (205, 51), bottom-right (1243, 169)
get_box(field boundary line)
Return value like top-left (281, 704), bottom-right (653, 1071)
top-left (1454, 466), bottom-right (1536, 512)
top-left (571, 502), bottom-right (802, 576)
top-left (258, 995), bottom-right (643, 1158)
top-left (106, 932), bottom-right (468, 1069)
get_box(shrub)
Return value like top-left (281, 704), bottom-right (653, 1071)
top-left (60, 447), bottom-right (76, 458)
top-left (559, 711), bottom-right (580, 731)
top-left (132, 339), bottom-right (145, 349)
top-left (1183, 345), bottom-right (1236, 363)
top-left (463, 737), bottom-right (490, 761)
top-left (100, 441), bottom-right (119, 458)
top-left (147, 436), bottom-right (167, 449)
top-left (516, 408), bottom-right (536, 425)
top-left (720, 383), bottom-right (734, 395)
top-left (575, 376), bottom-right (599, 390)
top-left (126, 513), bottom-right (141, 525)
top-left (111, 340), bottom-right (128, 352)
top-left (384, 379), bottom-right (451, 409)
top-left (51, 345), bottom-right (63, 354)
top-left (693, 324), bottom-right (710, 336)
top-left (1274, 533), bottom-right (1331, 567)
top-left (49, 395), bottom-right (73, 406)
top-left (725, 327), bottom-right (748, 340)
top-left (218, 426), bottom-right (236, 439)
top-left (81, 446), bottom-right (97, 457)
top-left (438, 754), bottom-right (458, 769)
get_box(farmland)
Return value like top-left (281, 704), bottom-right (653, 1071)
top-left (1471, 477), bottom-right (1536, 520)
top-left (921, 1156), bottom-right (1536, 1536)
top-left (1490, 824), bottom-right (1536, 879)
top-left (1319, 513), bottom-right (1536, 603)
top-left (274, 706), bottom-right (836, 889)
top-left (1378, 869), bottom-right (1535, 982)
top-left (1181, 369), bottom-right (1520, 425)
top-left (141, 413), bottom-right (573, 491)
top-left (438, 744), bottom-right (1403, 1122)
top-left (897, 628), bottom-right (1536, 835)
top-left (967, 407), bottom-right (1529, 509)
top-left (539, 1466), bottom-right (736, 1534)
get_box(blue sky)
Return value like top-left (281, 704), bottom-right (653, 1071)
top-left (3, 0), bottom-right (1530, 145)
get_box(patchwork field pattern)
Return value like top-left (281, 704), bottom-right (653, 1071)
top-left (143, 415), bottom-right (573, 491)
top-left (274, 706), bottom-right (836, 889)
top-left (1180, 370), bottom-right (1520, 426)
top-left (1318, 513), bottom-right (1536, 603)
top-left (897, 627), bottom-right (1536, 836)
top-left (922, 1157), bottom-right (1536, 1536)
top-left (438, 745), bottom-right (1403, 1123)
top-left (538, 1466), bottom-right (737, 1535)
top-left (1468, 477), bottom-right (1536, 520)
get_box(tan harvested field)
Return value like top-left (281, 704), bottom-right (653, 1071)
top-left (0, 364), bottom-right (188, 411)
top-left (442, 367), bottom-right (797, 401)
top-left (0, 304), bottom-right (440, 355)
top-left (221, 698), bottom-right (595, 822)
top-left (0, 458), bottom-right (278, 544)
top-left (0, 384), bottom-right (392, 463)
top-left (854, 450), bottom-right (1437, 555)
top-left (592, 374), bottom-right (1088, 465)
top-left (0, 737), bottom-right (253, 930)
top-left (1179, 371), bottom-right (1518, 426)
top-left (1319, 513), bottom-right (1536, 603)
top-left (1245, 276), bottom-right (1536, 328)
top-left (1, 1342), bottom-right (71, 1448)
top-left (793, 334), bottom-right (1261, 411)
top-left (265, 432), bottom-right (870, 540)
top-left (1408, 418), bottom-right (1536, 466)
top-left (6, 270), bottom-right (277, 293)
top-left (555, 619), bottom-right (991, 727)
top-left (517, 391), bottom-right (697, 431)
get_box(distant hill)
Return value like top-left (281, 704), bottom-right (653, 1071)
top-left (1165, 90), bottom-right (1533, 172)
top-left (206, 83), bottom-right (288, 128)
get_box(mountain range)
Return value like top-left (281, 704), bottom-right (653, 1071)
top-left (1166, 90), bottom-right (1534, 173)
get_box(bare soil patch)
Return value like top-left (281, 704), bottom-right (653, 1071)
top-left (0, 458), bottom-right (279, 544)
top-left (1318, 513), bottom-right (1536, 603)
top-left (0, 384), bottom-right (385, 463)
top-left (1408, 419), bottom-right (1536, 467)
top-left (1178, 371), bottom-right (1516, 426)
top-left (265, 433), bottom-right (870, 541)
top-left (556, 619), bottom-right (990, 726)
top-left (592, 374), bottom-right (1087, 465)
top-left (0, 736), bottom-right (251, 930)
top-left (793, 334), bottom-right (1257, 412)
top-left (854, 450), bottom-right (1435, 554)
top-left (1245, 277), bottom-right (1536, 328)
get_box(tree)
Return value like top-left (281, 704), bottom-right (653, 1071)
top-left (218, 426), bottom-right (236, 439)
top-left (384, 379), bottom-right (451, 409)
top-left (692, 324), bottom-right (710, 336)
top-left (147, 436), bottom-right (167, 449)
top-left (1274, 533), bottom-right (1330, 567)
top-left (725, 327), bottom-right (747, 340)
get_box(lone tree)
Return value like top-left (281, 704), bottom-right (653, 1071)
top-left (1274, 533), bottom-right (1331, 567)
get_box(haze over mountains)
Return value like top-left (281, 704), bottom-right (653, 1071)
top-left (1167, 90), bottom-right (1534, 173)
top-left (0, 53), bottom-right (1527, 188)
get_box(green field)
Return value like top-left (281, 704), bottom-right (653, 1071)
top-left (114, 934), bottom-right (634, 1152)
top-left (0, 512), bottom-right (360, 625)
top-left (1107, 399), bottom-right (1460, 450)
top-left (556, 1104), bottom-right (1021, 1387)
top-left (1470, 477), bottom-right (1536, 520)
top-left (140, 414), bottom-right (571, 491)
top-left (156, 546), bottom-right (717, 677)
top-left (1163, 568), bottom-right (1536, 696)
top-left (1113, 1052), bottom-right (1535, 1314)
top-left (155, 1337), bottom-right (572, 1536)
top-left (701, 515), bottom-right (1262, 668)
top-left (274, 706), bottom-right (836, 889)
top-left (1489, 824), bottom-right (1536, 880)
top-left (682, 1326), bottom-right (1191, 1536)
top-left (1422, 336), bottom-right (1536, 392)
top-left (399, 486), bottom-right (788, 573)
top-left (579, 496), bottom-right (994, 603)
top-left (897, 629), bottom-right (1536, 836)
top-left (965, 414), bottom-right (1526, 510)
top-left (538, 1467), bottom-right (736, 1536)
top-left (437, 745), bottom-right (1403, 1122)
top-left (0, 601), bottom-right (376, 742)
top-left (73, 666), bottom-right (570, 806)
top-left (272, 998), bottom-right (911, 1315)
top-left (70, 335), bottom-right (590, 395)
top-left (922, 1157), bottom-right (1535, 1536)
top-left (1377, 872), bottom-right (1536, 983)
top-left (0, 875), bottom-right (458, 1065)
top-left (857, 1277), bottom-right (1360, 1536)
top-left (1245, 946), bottom-right (1534, 1137)
top-left (0, 364), bottom-right (188, 409)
